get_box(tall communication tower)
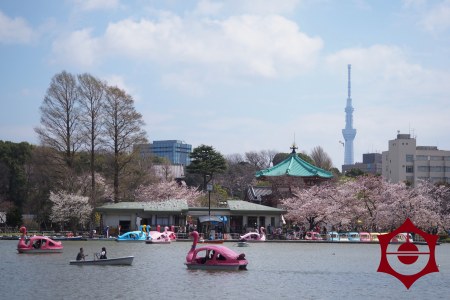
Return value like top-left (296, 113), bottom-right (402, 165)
top-left (342, 64), bottom-right (357, 165)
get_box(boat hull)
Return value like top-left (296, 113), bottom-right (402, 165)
top-left (70, 256), bottom-right (134, 266)
top-left (145, 240), bottom-right (171, 244)
top-left (18, 248), bottom-right (63, 254)
top-left (185, 263), bottom-right (247, 271)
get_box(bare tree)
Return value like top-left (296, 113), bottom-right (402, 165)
top-left (216, 154), bottom-right (257, 198)
top-left (245, 150), bottom-right (279, 170)
top-left (261, 149), bottom-right (278, 168)
top-left (245, 151), bottom-right (265, 169)
top-left (35, 71), bottom-right (82, 170)
top-left (310, 146), bottom-right (333, 170)
top-left (103, 86), bottom-right (147, 202)
top-left (78, 73), bottom-right (105, 208)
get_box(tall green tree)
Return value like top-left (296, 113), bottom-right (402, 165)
top-left (186, 145), bottom-right (227, 191)
top-left (0, 141), bottom-right (33, 208)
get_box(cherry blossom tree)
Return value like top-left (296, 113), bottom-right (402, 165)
top-left (134, 180), bottom-right (202, 207)
top-left (281, 175), bottom-right (450, 234)
top-left (75, 172), bottom-right (114, 204)
top-left (49, 191), bottom-right (92, 230)
top-left (282, 183), bottom-right (341, 230)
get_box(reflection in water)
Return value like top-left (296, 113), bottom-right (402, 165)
top-left (0, 240), bottom-right (448, 299)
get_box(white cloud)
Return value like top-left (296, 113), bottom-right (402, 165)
top-left (195, 0), bottom-right (302, 16)
top-left (72, 0), bottom-right (120, 12)
top-left (0, 10), bottom-right (34, 44)
top-left (420, 0), bottom-right (450, 33)
top-left (103, 14), bottom-right (322, 77)
top-left (51, 13), bottom-right (323, 93)
top-left (51, 28), bottom-right (100, 67)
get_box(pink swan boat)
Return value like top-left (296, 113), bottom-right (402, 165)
top-left (17, 226), bottom-right (63, 254)
top-left (146, 228), bottom-right (172, 244)
top-left (185, 231), bottom-right (248, 270)
top-left (239, 227), bottom-right (266, 242)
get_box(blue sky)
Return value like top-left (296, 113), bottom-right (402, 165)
top-left (1, 0), bottom-right (449, 169)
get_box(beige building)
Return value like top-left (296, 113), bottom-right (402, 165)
top-left (382, 133), bottom-right (450, 185)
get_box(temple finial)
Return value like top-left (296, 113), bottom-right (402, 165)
top-left (290, 143), bottom-right (298, 154)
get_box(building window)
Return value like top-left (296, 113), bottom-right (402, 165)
top-left (406, 166), bottom-right (414, 173)
top-left (430, 156), bottom-right (443, 161)
top-left (430, 166), bottom-right (443, 172)
top-left (418, 166), bottom-right (429, 172)
top-left (406, 155), bottom-right (414, 162)
top-left (416, 155), bottom-right (428, 161)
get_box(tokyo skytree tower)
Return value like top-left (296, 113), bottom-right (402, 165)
top-left (342, 64), bottom-right (356, 165)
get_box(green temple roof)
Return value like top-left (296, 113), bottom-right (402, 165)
top-left (255, 151), bottom-right (333, 179)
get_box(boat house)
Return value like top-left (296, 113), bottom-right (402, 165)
top-left (96, 199), bottom-right (285, 236)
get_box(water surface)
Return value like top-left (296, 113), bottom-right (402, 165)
top-left (1, 240), bottom-right (449, 299)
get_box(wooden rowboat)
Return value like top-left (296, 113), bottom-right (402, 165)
top-left (70, 256), bottom-right (134, 266)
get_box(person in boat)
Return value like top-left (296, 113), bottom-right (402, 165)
top-left (100, 247), bottom-right (107, 259)
top-left (33, 239), bottom-right (41, 249)
top-left (76, 247), bottom-right (86, 261)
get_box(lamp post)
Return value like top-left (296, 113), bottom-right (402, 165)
top-left (207, 183), bottom-right (213, 218)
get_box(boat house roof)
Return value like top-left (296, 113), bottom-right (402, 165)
top-left (255, 150), bottom-right (333, 179)
top-left (96, 199), bottom-right (189, 213)
top-left (96, 199), bottom-right (285, 215)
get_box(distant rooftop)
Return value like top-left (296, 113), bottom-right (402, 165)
top-left (255, 148), bottom-right (333, 179)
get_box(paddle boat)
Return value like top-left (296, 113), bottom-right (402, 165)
top-left (115, 230), bottom-right (147, 242)
top-left (370, 232), bottom-right (381, 242)
top-left (338, 232), bottom-right (349, 242)
top-left (146, 230), bottom-right (171, 244)
top-left (70, 254), bottom-right (134, 266)
top-left (17, 226), bottom-right (63, 254)
top-left (185, 231), bottom-right (248, 271)
top-left (390, 232), bottom-right (414, 243)
top-left (326, 231), bottom-right (340, 241)
top-left (305, 231), bottom-right (323, 240)
top-left (239, 227), bottom-right (266, 242)
top-left (348, 232), bottom-right (360, 242)
top-left (359, 232), bottom-right (371, 242)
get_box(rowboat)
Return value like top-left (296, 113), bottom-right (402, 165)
top-left (70, 256), bottom-right (134, 266)
top-left (236, 241), bottom-right (249, 247)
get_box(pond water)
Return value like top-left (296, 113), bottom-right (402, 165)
top-left (1, 239), bottom-right (449, 299)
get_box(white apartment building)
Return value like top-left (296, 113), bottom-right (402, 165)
top-left (382, 133), bottom-right (450, 185)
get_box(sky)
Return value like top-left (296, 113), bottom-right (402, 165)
top-left (1, 0), bottom-right (450, 169)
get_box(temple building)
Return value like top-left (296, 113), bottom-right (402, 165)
top-left (246, 145), bottom-right (333, 207)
